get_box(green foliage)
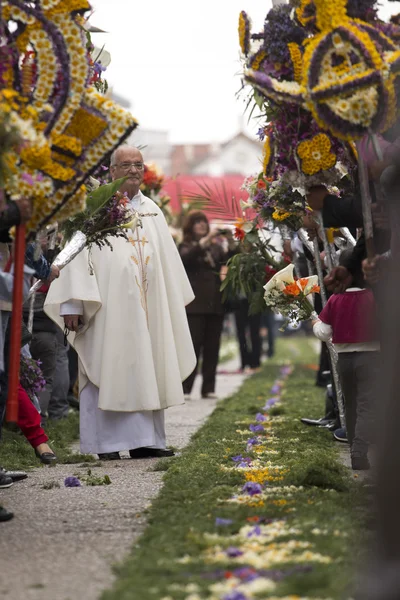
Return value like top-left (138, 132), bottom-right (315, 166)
top-left (78, 469), bottom-right (112, 486)
top-left (86, 177), bottom-right (127, 213)
top-left (221, 248), bottom-right (282, 315)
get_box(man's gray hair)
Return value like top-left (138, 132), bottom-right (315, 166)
top-left (110, 144), bottom-right (142, 166)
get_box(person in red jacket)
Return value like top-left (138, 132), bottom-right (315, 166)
top-left (313, 253), bottom-right (379, 471)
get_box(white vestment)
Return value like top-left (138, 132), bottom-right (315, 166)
top-left (44, 192), bottom-right (196, 453)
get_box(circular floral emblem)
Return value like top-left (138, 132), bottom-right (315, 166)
top-left (297, 133), bottom-right (337, 175)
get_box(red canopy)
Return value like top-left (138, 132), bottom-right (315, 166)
top-left (162, 174), bottom-right (250, 221)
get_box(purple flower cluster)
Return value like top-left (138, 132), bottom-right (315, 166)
top-left (20, 356), bottom-right (47, 399)
top-left (262, 5), bottom-right (306, 73)
top-left (347, 0), bottom-right (377, 21)
top-left (255, 413), bottom-right (266, 422)
top-left (242, 482), bottom-right (263, 496)
top-left (232, 455), bottom-right (252, 464)
top-left (246, 437), bottom-right (260, 447)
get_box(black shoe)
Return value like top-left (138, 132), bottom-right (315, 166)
top-left (4, 471), bottom-right (28, 483)
top-left (97, 452), bottom-right (121, 460)
top-left (35, 449), bottom-right (58, 464)
top-left (67, 395), bottom-right (80, 410)
top-left (333, 428), bottom-right (348, 443)
top-left (0, 473), bottom-right (13, 489)
top-left (0, 506), bottom-right (13, 522)
top-left (129, 447), bottom-right (175, 459)
top-left (301, 417), bottom-right (333, 427)
top-left (352, 456), bottom-right (370, 471)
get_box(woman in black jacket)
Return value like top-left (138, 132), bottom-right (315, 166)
top-left (179, 211), bottom-right (233, 399)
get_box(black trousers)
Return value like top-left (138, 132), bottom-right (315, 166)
top-left (234, 300), bottom-right (261, 369)
top-left (183, 313), bottom-right (224, 396)
top-left (338, 351), bottom-right (378, 457)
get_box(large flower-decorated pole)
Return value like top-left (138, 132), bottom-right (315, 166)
top-left (241, 0), bottom-right (400, 258)
top-left (0, 0), bottom-right (138, 422)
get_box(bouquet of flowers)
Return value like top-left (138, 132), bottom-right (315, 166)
top-left (243, 172), bottom-right (312, 231)
top-left (264, 263), bottom-right (320, 325)
top-left (62, 177), bottom-right (135, 250)
top-left (28, 178), bottom-right (136, 297)
top-left (20, 355), bottom-right (46, 400)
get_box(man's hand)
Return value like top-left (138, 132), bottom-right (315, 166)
top-left (63, 315), bottom-right (80, 332)
top-left (14, 198), bottom-right (33, 223)
top-left (283, 239), bottom-right (293, 261)
top-left (362, 256), bottom-right (382, 285)
top-left (47, 265), bottom-right (60, 283)
top-left (306, 186), bottom-right (328, 211)
top-left (324, 266), bottom-right (353, 294)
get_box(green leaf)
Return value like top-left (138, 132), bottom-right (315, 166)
top-left (86, 177), bottom-right (127, 213)
top-left (254, 90), bottom-right (265, 110)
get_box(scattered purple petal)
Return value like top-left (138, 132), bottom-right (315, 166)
top-left (226, 546), bottom-right (244, 558)
top-left (222, 592), bottom-right (247, 600)
top-left (247, 525), bottom-right (262, 537)
top-left (255, 413), bottom-right (267, 422)
top-left (215, 517), bottom-right (233, 527)
top-left (249, 424), bottom-right (264, 433)
top-left (233, 567), bottom-right (259, 581)
top-left (64, 476), bottom-right (81, 488)
top-left (270, 384), bottom-right (281, 395)
top-left (246, 437), bottom-right (260, 447)
top-left (263, 398), bottom-right (278, 410)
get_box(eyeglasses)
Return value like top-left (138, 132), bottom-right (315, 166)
top-left (116, 162), bottom-right (144, 171)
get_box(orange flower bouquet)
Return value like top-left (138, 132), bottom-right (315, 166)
top-left (263, 263), bottom-right (320, 324)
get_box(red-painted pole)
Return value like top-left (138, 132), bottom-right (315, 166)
top-left (6, 224), bottom-right (26, 423)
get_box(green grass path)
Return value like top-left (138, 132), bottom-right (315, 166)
top-left (103, 337), bottom-right (367, 600)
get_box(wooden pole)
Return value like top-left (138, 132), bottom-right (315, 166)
top-left (356, 140), bottom-right (376, 259)
top-left (6, 224), bottom-right (26, 423)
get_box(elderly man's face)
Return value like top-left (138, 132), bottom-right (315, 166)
top-left (110, 147), bottom-right (145, 189)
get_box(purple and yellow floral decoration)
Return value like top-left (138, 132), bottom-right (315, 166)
top-left (0, 0), bottom-right (138, 236)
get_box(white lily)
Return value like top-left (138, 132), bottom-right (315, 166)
top-left (123, 215), bottom-right (139, 232)
top-left (264, 263), bottom-right (295, 294)
top-left (299, 274), bottom-right (319, 295)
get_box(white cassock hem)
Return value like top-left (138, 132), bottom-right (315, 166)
top-left (79, 382), bottom-right (166, 454)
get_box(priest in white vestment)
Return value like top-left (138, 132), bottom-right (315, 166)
top-left (44, 146), bottom-right (196, 459)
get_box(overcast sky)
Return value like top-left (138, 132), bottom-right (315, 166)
top-left (90, 0), bottom-right (399, 144)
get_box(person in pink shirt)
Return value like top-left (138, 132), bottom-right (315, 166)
top-left (313, 252), bottom-right (380, 471)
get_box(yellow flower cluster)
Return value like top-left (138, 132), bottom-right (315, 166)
top-left (296, 0), bottom-right (315, 27)
top-left (238, 11), bottom-right (250, 56)
top-left (314, 0), bottom-right (348, 31)
top-left (250, 50), bottom-right (266, 72)
top-left (297, 133), bottom-right (337, 175)
top-left (272, 209), bottom-right (291, 222)
top-left (244, 468), bottom-right (286, 484)
top-left (263, 135), bottom-right (272, 175)
top-left (288, 43), bottom-right (303, 84)
top-left (52, 134), bottom-right (83, 157)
